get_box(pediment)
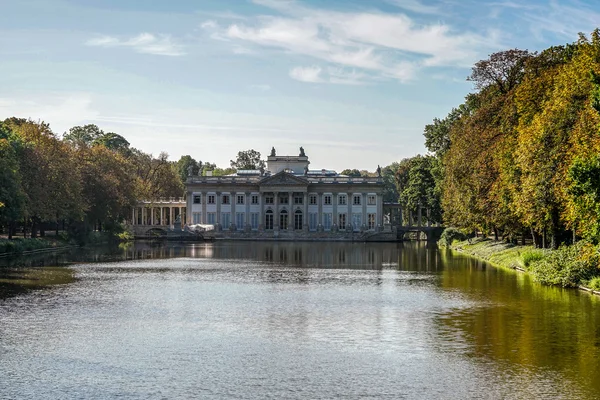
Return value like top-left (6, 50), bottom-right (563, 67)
top-left (260, 171), bottom-right (308, 186)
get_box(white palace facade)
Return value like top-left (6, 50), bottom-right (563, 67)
top-left (183, 148), bottom-right (385, 238)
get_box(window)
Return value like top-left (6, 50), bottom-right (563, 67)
top-left (368, 195), bottom-right (376, 205)
top-left (294, 195), bottom-right (303, 205)
top-left (208, 195), bottom-right (215, 204)
top-left (237, 195), bottom-right (245, 205)
top-left (324, 195), bottom-right (332, 205)
top-left (339, 213), bottom-right (347, 229)
top-left (279, 194), bottom-right (289, 204)
top-left (222, 212), bottom-right (231, 228)
top-left (352, 213), bottom-right (362, 230)
top-left (353, 195), bottom-right (361, 205)
top-left (193, 195), bottom-right (201, 204)
top-left (338, 195), bottom-right (347, 205)
top-left (207, 213), bottom-right (216, 225)
top-left (236, 212), bottom-right (245, 230)
top-left (265, 210), bottom-right (274, 230)
top-left (265, 195), bottom-right (274, 204)
top-left (251, 213), bottom-right (259, 230)
top-left (294, 210), bottom-right (303, 230)
top-left (368, 213), bottom-right (376, 229)
top-left (251, 195), bottom-right (259, 204)
top-left (323, 213), bottom-right (332, 230)
top-left (222, 195), bottom-right (230, 204)
top-left (309, 213), bottom-right (318, 231)
top-left (280, 209), bottom-right (288, 229)
top-left (309, 194), bottom-right (317, 205)
top-left (192, 212), bottom-right (201, 224)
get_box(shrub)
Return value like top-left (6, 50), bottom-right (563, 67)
top-left (527, 241), bottom-right (600, 287)
top-left (438, 227), bottom-right (468, 247)
top-left (521, 249), bottom-right (546, 267)
top-left (587, 277), bottom-right (600, 291)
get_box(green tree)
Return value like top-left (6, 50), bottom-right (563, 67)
top-left (230, 149), bottom-right (265, 170)
top-left (340, 169), bottom-right (361, 177)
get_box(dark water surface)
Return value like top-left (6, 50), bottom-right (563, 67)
top-left (1, 241), bottom-right (600, 399)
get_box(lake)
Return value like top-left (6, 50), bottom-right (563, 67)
top-left (1, 241), bottom-right (599, 399)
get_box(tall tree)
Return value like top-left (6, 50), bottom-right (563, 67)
top-left (230, 149), bottom-right (265, 170)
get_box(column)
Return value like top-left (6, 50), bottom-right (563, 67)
top-left (332, 192), bottom-right (338, 227)
top-left (179, 207), bottom-right (183, 229)
top-left (408, 210), bottom-right (413, 227)
top-left (186, 190), bottom-right (192, 225)
top-left (170, 207), bottom-right (174, 228)
top-left (131, 208), bottom-right (135, 225)
top-left (303, 192), bottom-right (308, 230)
top-left (288, 191), bottom-right (294, 231)
top-left (259, 192), bottom-right (265, 231)
top-left (427, 208), bottom-right (431, 227)
top-left (362, 193), bottom-right (367, 229)
top-left (216, 192), bottom-right (222, 229)
top-left (347, 192), bottom-right (352, 230)
top-left (201, 192), bottom-right (207, 225)
top-left (398, 206), bottom-right (403, 226)
top-left (160, 207), bottom-right (164, 225)
top-left (245, 192), bottom-right (250, 230)
top-left (317, 192), bottom-right (323, 227)
top-left (141, 207), bottom-right (145, 225)
top-left (418, 206), bottom-right (422, 227)
top-left (231, 191), bottom-right (237, 230)
top-left (377, 194), bottom-right (383, 227)
top-left (151, 207), bottom-right (154, 226)
top-left (274, 191), bottom-right (279, 229)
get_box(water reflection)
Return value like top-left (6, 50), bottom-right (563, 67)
top-left (1, 241), bottom-right (600, 399)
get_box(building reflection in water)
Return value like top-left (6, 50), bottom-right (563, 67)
top-left (116, 240), bottom-right (444, 272)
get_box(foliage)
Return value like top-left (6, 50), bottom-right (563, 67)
top-left (340, 169), bottom-right (362, 177)
top-left (520, 249), bottom-right (546, 267)
top-left (438, 227), bottom-right (468, 247)
top-left (395, 155), bottom-right (442, 223)
top-left (526, 241), bottom-right (600, 287)
top-left (0, 238), bottom-right (55, 254)
top-left (230, 149), bottom-right (265, 170)
top-left (431, 30), bottom-right (600, 247)
top-left (587, 276), bottom-right (600, 291)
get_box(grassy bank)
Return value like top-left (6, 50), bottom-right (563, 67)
top-left (445, 237), bottom-right (600, 292)
top-left (0, 237), bottom-right (67, 256)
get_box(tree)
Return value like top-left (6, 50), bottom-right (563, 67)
top-left (92, 132), bottom-right (130, 153)
top-left (230, 149), bottom-right (265, 170)
top-left (176, 155), bottom-right (200, 183)
top-left (340, 169), bottom-right (361, 177)
top-left (468, 49), bottom-right (533, 94)
top-left (0, 137), bottom-right (25, 238)
top-left (63, 124), bottom-right (103, 148)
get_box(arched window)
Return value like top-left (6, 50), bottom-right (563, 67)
top-left (265, 209), bottom-right (274, 230)
top-left (280, 209), bottom-right (288, 230)
top-left (294, 209), bottom-right (303, 230)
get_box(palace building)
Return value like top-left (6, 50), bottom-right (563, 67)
top-left (184, 147), bottom-right (385, 238)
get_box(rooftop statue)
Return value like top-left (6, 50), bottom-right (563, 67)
top-left (187, 164), bottom-right (194, 177)
top-left (299, 146), bottom-right (306, 157)
top-left (376, 165), bottom-right (382, 178)
top-left (270, 147), bottom-right (276, 157)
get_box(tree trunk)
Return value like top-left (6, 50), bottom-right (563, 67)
top-left (521, 229), bottom-right (526, 246)
top-left (8, 221), bottom-right (13, 240)
top-left (493, 226), bottom-right (499, 241)
top-left (542, 229), bottom-right (546, 249)
top-left (531, 227), bottom-right (540, 248)
top-left (31, 218), bottom-right (38, 239)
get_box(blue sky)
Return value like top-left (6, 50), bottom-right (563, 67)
top-left (1, 0), bottom-right (599, 171)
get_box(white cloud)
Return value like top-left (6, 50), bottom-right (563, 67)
top-left (289, 65), bottom-right (323, 82)
top-left (0, 93), bottom-right (99, 132)
top-left (86, 33), bottom-right (185, 56)
top-left (212, 1), bottom-right (497, 83)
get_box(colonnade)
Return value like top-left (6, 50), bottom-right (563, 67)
top-left (131, 204), bottom-right (186, 228)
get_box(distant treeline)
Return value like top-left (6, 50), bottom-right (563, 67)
top-left (0, 120), bottom-right (223, 240)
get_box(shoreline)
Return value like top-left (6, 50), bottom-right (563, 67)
top-left (445, 238), bottom-right (600, 296)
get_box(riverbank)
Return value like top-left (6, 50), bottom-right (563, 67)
top-left (0, 237), bottom-right (73, 257)
top-left (446, 237), bottom-right (600, 295)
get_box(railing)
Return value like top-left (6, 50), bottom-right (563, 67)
top-left (187, 176), bottom-right (383, 184)
top-left (137, 197), bottom-right (186, 204)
